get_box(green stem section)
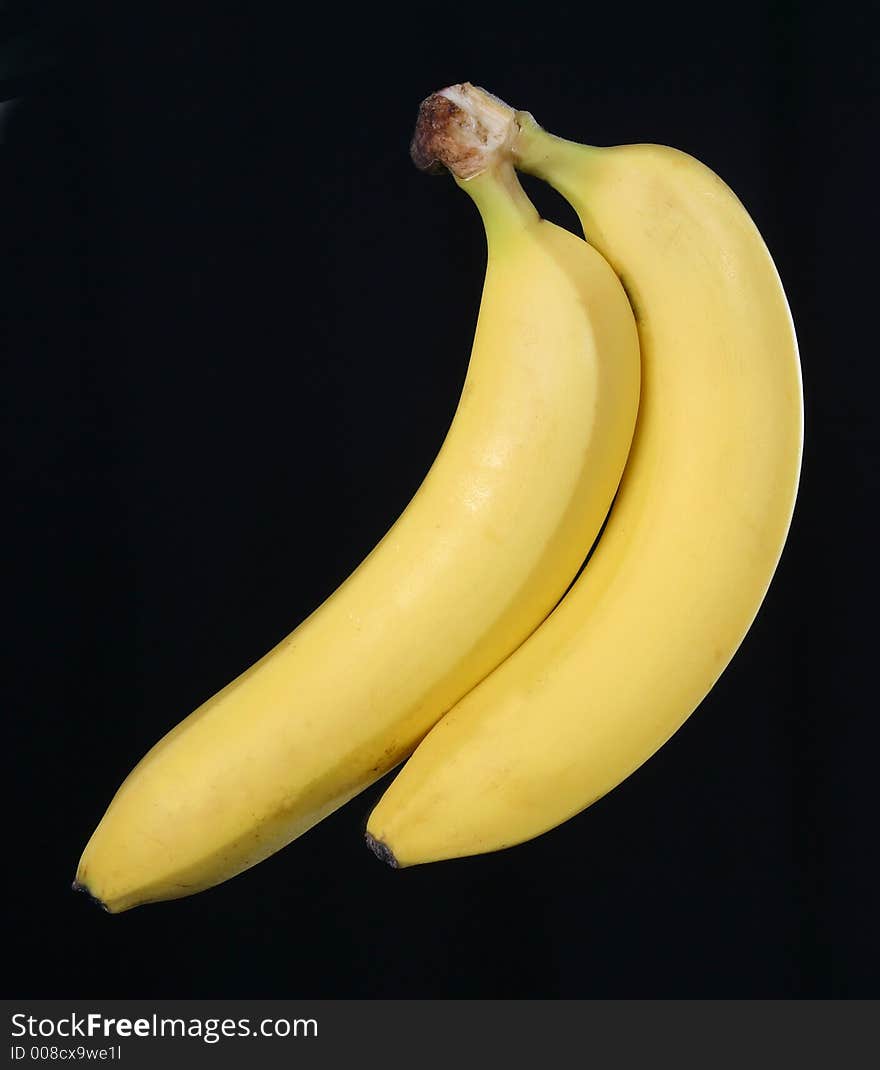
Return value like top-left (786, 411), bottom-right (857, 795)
top-left (513, 110), bottom-right (600, 182)
top-left (458, 159), bottom-right (539, 241)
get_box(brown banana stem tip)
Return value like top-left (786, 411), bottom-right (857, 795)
top-left (410, 82), bottom-right (518, 180)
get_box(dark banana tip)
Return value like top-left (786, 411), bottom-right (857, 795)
top-left (410, 91), bottom-right (466, 174)
top-left (71, 878), bottom-right (110, 913)
top-left (365, 832), bottom-right (399, 868)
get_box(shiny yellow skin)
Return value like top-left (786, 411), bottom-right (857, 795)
top-left (367, 119), bottom-right (804, 866)
top-left (75, 160), bottom-right (640, 911)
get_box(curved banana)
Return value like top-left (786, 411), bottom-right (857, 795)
top-left (367, 84), bottom-right (803, 867)
top-left (74, 104), bottom-right (640, 911)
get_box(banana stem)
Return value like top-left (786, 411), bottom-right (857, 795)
top-left (411, 83), bottom-right (538, 235)
top-left (460, 161), bottom-right (539, 237)
top-left (513, 110), bottom-right (601, 183)
top-left (411, 83), bottom-right (518, 179)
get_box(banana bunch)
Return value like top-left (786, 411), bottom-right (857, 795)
top-left (75, 82), bottom-right (801, 912)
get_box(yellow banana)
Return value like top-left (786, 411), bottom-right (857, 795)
top-left (74, 101), bottom-right (640, 911)
top-left (367, 84), bottom-right (803, 866)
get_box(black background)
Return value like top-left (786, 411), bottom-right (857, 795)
top-left (3, 1), bottom-right (878, 998)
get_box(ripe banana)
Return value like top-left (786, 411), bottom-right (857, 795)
top-left (74, 101), bottom-right (640, 911)
top-left (367, 84), bottom-right (803, 866)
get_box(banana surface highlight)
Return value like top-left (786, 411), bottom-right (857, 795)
top-left (75, 155), bottom-right (640, 911)
top-left (367, 87), bottom-right (803, 866)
